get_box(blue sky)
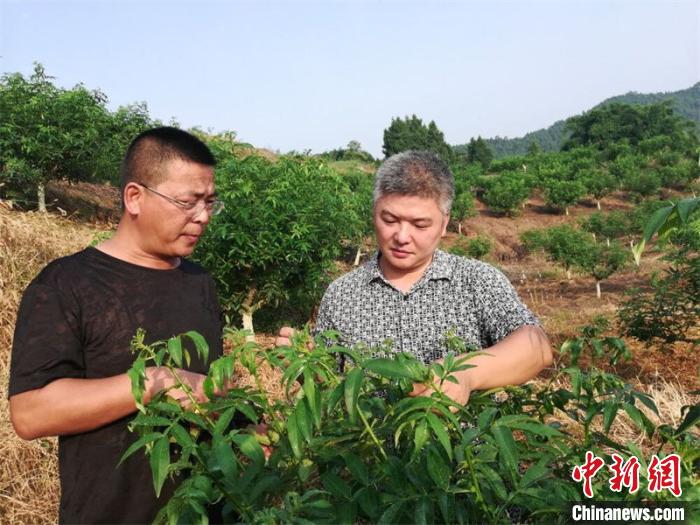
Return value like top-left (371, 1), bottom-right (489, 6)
top-left (1, 0), bottom-right (698, 157)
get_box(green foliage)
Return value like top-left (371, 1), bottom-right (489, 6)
top-left (481, 171), bottom-right (531, 216)
top-left (193, 154), bottom-right (360, 329)
top-left (319, 140), bottom-right (375, 164)
top-left (448, 235), bottom-right (491, 260)
top-left (579, 242), bottom-right (629, 283)
top-left (465, 136), bottom-right (494, 170)
top-left (582, 168), bottom-right (618, 203)
top-left (466, 236), bottom-right (492, 259)
top-left (382, 115), bottom-right (452, 162)
top-left (564, 101), bottom-right (698, 154)
top-left (524, 225), bottom-right (594, 275)
top-left (580, 211), bottom-right (630, 241)
top-left (450, 173), bottom-right (477, 233)
top-left (0, 63), bottom-right (154, 207)
top-left (542, 178), bottom-right (587, 214)
top-left (622, 170), bottom-right (662, 200)
top-left (125, 327), bottom-right (699, 524)
top-left (622, 197), bottom-right (700, 348)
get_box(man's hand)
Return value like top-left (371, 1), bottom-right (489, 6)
top-left (274, 326), bottom-right (295, 347)
top-left (274, 326), bottom-right (315, 351)
top-left (409, 365), bottom-right (472, 408)
top-left (145, 367), bottom-right (232, 408)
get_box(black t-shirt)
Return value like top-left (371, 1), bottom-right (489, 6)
top-left (9, 247), bottom-right (224, 524)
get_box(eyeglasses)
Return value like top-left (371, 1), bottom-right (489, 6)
top-left (137, 183), bottom-right (224, 216)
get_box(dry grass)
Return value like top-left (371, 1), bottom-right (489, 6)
top-left (0, 203), bottom-right (106, 524)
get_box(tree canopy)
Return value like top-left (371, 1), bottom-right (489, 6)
top-left (382, 115), bottom-right (452, 161)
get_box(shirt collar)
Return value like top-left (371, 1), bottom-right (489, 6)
top-left (365, 249), bottom-right (453, 285)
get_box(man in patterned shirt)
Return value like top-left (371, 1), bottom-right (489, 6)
top-left (277, 150), bottom-right (552, 404)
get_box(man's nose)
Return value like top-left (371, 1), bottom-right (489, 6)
top-left (191, 206), bottom-right (211, 225)
top-left (395, 223), bottom-right (411, 244)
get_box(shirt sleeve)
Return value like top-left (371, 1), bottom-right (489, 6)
top-left (9, 280), bottom-right (85, 397)
top-left (473, 263), bottom-right (540, 348)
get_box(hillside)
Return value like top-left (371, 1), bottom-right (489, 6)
top-left (462, 82), bottom-right (700, 158)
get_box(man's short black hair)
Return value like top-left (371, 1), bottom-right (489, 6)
top-left (120, 126), bottom-right (216, 206)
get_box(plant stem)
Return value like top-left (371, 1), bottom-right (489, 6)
top-left (358, 407), bottom-right (388, 460)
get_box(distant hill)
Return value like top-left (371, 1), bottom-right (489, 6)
top-left (458, 82), bottom-right (700, 159)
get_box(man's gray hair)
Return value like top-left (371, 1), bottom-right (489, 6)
top-left (373, 150), bottom-right (455, 214)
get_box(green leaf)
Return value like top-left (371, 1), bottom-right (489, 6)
top-left (377, 502), bottom-right (403, 525)
top-left (414, 496), bottom-right (432, 525)
top-left (150, 436), bottom-right (171, 497)
top-left (169, 424), bottom-right (195, 450)
top-left (633, 392), bottom-right (659, 417)
top-left (603, 401), bottom-right (619, 433)
top-left (344, 367), bottom-right (363, 425)
top-left (127, 359), bottom-right (146, 411)
top-left (496, 415), bottom-right (563, 438)
top-left (249, 474), bottom-right (282, 502)
top-left (426, 445), bottom-right (450, 490)
top-left (211, 433), bottom-right (238, 479)
top-left (477, 407), bottom-right (498, 430)
top-left (426, 412), bottom-right (453, 460)
top-left (477, 462), bottom-right (509, 501)
top-left (642, 205), bottom-right (674, 243)
top-left (302, 368), bottom-right (317, 414)
top-left (519, 460), bottom-right (549, 488)
top-left (675, 403), bottom-right (700, 436)
top-left (492, 425), bottom-right (519, 480)
top-left (623, 403), bottom-right (654, 436)
top-left (130, 415), bottom-right (173, 427)
top-left (321, 471), bottom-right (351, 500)
top-left (231, 433), bottom-right (265, 467)
top-left (343, 453), bottom-right (369, 486)
top-left (295, 399), bottom-right (313, 443)
top-left (167, 336), bottom-right (183, 368)
top-left (286, 411), bottom-right (302, 459)
top-left (119, 432), bottom-right (161, 465)
top-left (184, 330), bottom-right (209, 362)
top-left (336, 502), bottom-right (357, 525)
top-left (413, 419), bottom-right (429, 455)
top-left (675, 197), bottom-right (699, 224)
top-left (364, 358), bottom-right (420, 380)
top-left (214, 407), bottom-right (236, 435)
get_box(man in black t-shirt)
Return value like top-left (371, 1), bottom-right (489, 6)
top-left (9, 127), bottom-right (226, 524)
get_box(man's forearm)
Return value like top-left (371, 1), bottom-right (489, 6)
top-left (9, 375), bottom-right (138, 440)
top-left (9, 367), bottom-right (203, 440)
top-left (459, 325), bottom-right (553, 391)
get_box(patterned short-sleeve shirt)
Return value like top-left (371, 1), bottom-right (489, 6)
top-left (314, 249), bottom-right (539, 363)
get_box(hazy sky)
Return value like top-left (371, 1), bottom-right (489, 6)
top-left (1, 0), bottom-right (698, 157)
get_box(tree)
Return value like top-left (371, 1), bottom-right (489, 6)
top-left (583, 168), bottom-right (618, 210)
top-left (382, 115), bottom-right (452, 161)
top-left (450, 174), bottom-right (477, 234)
top-left (542, 178), bottom-right (586, 215)
top-left (481, 171), bottom-right (530, 216)
top-left (579, 242), bottom-right (629, 298)
top-left (622, 170), bottom-right (662, 200)
top-left (466, 137), bottom-right (494, 170)
top-left (0, 63), bottom-right (112, 211)
top-left (343, 169), bottom-right (375, 265)
top-left (544, 226), bottom-right (595, 280)
top-left (194, 154), bottom-right (360, 338)
top-left (563, 101), bottom-right (698, 154)
top-left (580, 211), bottom-right (630, 245)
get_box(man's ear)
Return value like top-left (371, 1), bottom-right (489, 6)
top-left (441, 214), bottom-right (450, 236)
top-left (123, 182), bottom-right (143, 215)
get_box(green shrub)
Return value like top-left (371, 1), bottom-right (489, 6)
top-left (124, 327), bottom-right (699, 524)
